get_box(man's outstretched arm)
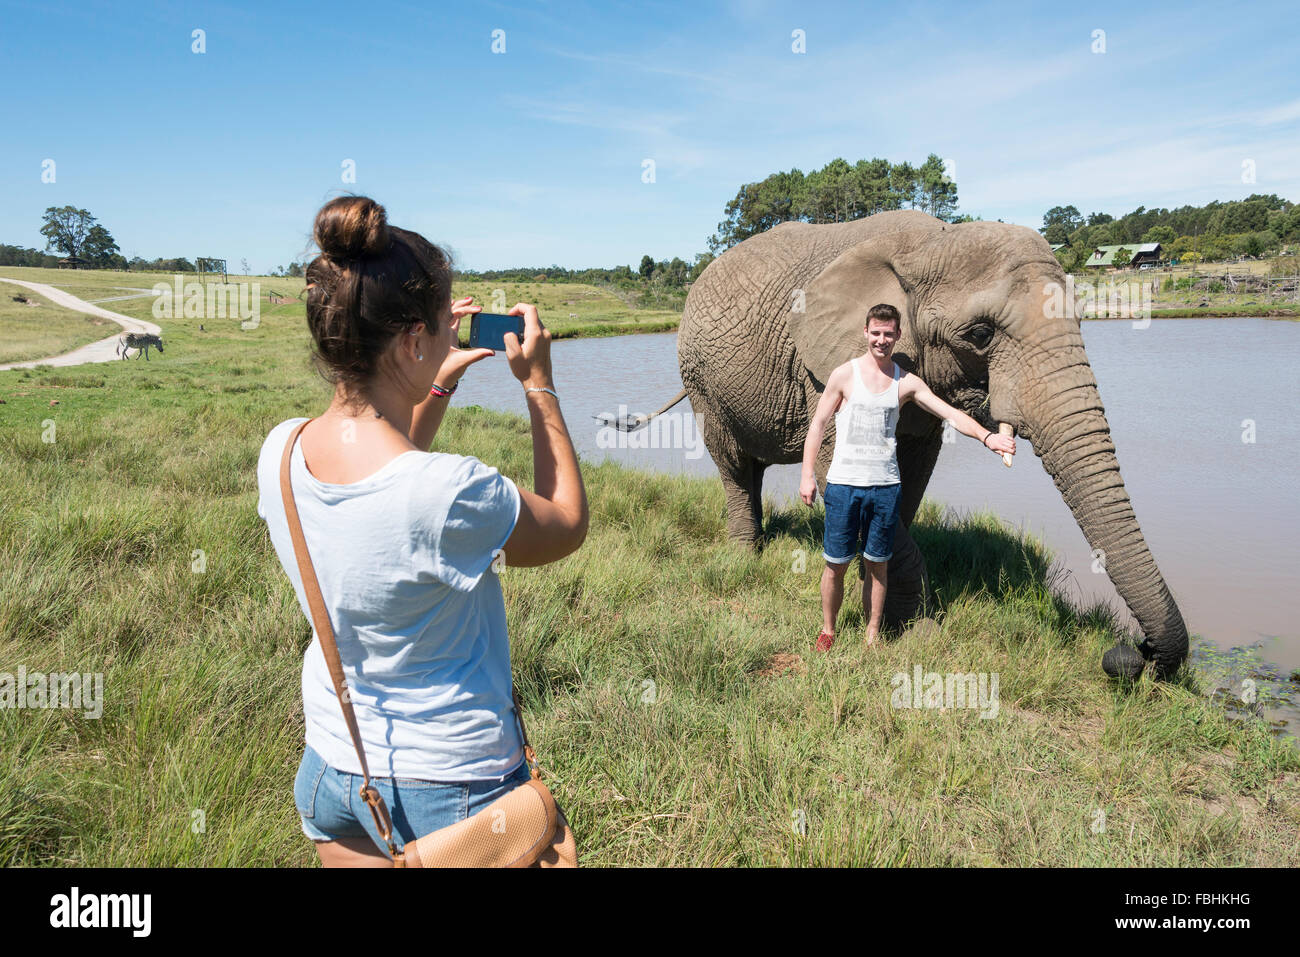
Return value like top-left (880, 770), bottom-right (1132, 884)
top-left (903, 374), bottom-right (1016, 456)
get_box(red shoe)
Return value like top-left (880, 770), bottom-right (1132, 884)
top-left (816, 630), bottom-right (834, 652)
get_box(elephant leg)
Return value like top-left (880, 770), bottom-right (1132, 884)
top-left (883, 517), bottom-right (933, 629)
top-left (746, 458), bottom-right (767, 544)
top-left (695, 395), bottom-right (764, 548)
top-left (717, 454), bottom-right (766, 550)
top-left (877, 428), bottom-right (944, 621)
top-left (722, 468), bottom-right (759, 548)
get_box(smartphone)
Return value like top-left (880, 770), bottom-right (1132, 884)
top-left (468, 313), bottom-right (526, 352)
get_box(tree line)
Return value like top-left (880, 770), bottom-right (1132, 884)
top-left (10, 186), bottom-right (1294, 285)
top-left (1043, 194), bottom-right (1300, 269)
top-left (458, 154), bottom-right (961, 297)
top-left (0, 240), bottom-right (210, 274)
top-left (13, 161), bottom-right (958, 282)
top-left (2, 207), bottom-right (307, 275)
top-left (0, 206), bottom-right (176, 272)
top-left (0, 206), bottom-right (131, 269)
top-left (707, 154), bottom-right (960, 252)
top-left (457, 254), bottom-right (711, 287)
top-left (453, 258), bottom-right (704, 313)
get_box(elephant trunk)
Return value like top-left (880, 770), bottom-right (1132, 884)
top-left (1016, 353), bottom-right (1189, 678)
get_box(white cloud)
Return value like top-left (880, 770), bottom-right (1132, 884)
top-left (1242, 98), bottom-right (1300, 127)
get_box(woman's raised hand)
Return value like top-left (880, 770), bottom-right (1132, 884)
top-left (450, 295), bottom-right (481, 330)
top-left (503, 303), bottom-right (553, 389)
top-left (436, 296), bottom-right (493, 385)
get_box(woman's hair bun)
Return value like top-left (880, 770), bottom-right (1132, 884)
top-left (313, 195), bottom-right (390, 260)
top-left (304, 194), bottom-right (453, 394)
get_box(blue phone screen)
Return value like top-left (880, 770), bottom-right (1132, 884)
top-left (471, 313), bottom-right (525, 351)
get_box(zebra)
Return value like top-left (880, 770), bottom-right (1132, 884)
top-left (116, 333), bottom-right (164, 360)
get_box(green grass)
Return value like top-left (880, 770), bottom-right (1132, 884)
top-left (1, 275), bottom-right (1296, 867)
top-left (0, 285), bottom-right (121, 364)
top-left (449, 279), bottom-right (682, 339)
top-left (1150, 305), bottom-right (1300, 319)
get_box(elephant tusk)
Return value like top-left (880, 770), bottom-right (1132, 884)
top-left (999, 423), bottom-right (1014, 467)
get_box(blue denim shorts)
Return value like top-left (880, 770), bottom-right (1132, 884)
top-left (822, 481), bottom-right (902, 564)
top-left (293, 743), bottom-right (531, 853)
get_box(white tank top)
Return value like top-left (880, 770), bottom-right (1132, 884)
top-left (825, 358), bottom-right (902, 487)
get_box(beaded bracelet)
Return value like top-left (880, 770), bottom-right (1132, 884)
top-left (429, 380), bottom-right (457, 398)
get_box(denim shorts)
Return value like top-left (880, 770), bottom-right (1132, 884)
top-left (822, 481), bottom-right (902, 564)
top-left (293, 743), bottom-right (531, 853)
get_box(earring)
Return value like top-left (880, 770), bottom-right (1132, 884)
top-left (417, 353), bottom-right (423, 361)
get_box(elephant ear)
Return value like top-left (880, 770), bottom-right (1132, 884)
top-left (789, 240), bottom-right (914, 388)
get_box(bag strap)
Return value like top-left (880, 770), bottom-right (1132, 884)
top-left (280, 418), bottom-right (400, 859)
top-left (278, 418), bottom-right (541, 859)
top-left (512, 685), bottom-right (541, 782)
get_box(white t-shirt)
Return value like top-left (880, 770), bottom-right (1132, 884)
top-left (256, 417), bottom-right (525, 781)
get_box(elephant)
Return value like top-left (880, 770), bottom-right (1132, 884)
top-left (627, 209), bottom-right (1185, 679)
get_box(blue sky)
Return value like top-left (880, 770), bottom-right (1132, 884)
top-left (1, 0), bottom-right (1297, 271)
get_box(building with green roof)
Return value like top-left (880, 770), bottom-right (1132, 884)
top-left (1083, 243), bottom-right (1162, 268)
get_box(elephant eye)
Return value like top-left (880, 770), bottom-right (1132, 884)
top-left (963, 321), bottom-right (995, 349)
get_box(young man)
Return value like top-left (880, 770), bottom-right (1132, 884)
top-left (799, 303), bottom-right (1015, 651)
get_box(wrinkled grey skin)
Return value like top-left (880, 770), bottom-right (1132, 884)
top-left (645, 210), bottom-right (1185, 678)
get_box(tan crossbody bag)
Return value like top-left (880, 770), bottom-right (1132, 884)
top-left (279, 418), bottom-right (577, 867)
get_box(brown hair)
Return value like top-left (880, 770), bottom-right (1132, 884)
top-left (865, 302), bottom-right (901, 332)
top-left (304, 196), bottom-right (453, 394)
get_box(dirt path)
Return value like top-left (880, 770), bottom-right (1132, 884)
top-left (0, 278), bottom-right (162, 371)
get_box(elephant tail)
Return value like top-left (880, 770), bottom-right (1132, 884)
top-left (593, 387), bottom-right (688, 431)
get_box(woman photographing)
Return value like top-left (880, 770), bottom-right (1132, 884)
top-left (255, 195), bottom-right (587, 866)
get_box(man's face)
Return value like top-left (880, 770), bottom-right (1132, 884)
top-left (865, 318), bottom-right (899, 357)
